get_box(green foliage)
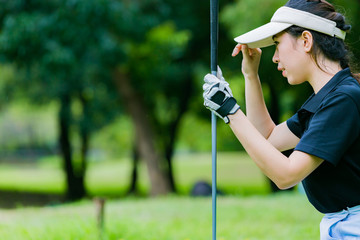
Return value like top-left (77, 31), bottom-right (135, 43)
top-left (0, 0), bottom-right (126, 131)
top-left (0, 0), bottom-right (202, 156)
top-left (126, 20), bottom-right (191, 102)
top-left (221, 0), bottom-right (283, 39)
top-left (0, 101), bottom-right (57, 150)
top-left (332, 0), bottom-right (360, 70)
top-left (90, 116), bottom-right (134, 157)
top-left (0, 64), bottom-right (15, 104)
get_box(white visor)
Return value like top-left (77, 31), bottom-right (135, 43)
top-left (234, 6), bottom-right (346, 48)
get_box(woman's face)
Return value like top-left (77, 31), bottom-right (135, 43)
top-left (272, 32), bottom-right (311, 85)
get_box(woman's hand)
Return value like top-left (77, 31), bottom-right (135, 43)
top-left (232, 43), bottom-right (262, 79)
top-left (203, 69), bottom-right (240, 124)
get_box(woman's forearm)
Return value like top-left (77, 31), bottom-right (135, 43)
top-left (227, 109), bottom-right (322, 189)
top-left (228, 110), bottom-right (287, 184)
top-left (244, 74), bottom-right (276, 138)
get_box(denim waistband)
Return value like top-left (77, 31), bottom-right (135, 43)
top-left (345, 205), bottom-right (360, 213)
top-left (325, 205), bottom-right (360, 218)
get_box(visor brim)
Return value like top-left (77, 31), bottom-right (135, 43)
top-left (234, 22), bottom-right (292, 48)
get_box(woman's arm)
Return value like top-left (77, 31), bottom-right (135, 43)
top-left (245, 73), bottom-right (276, 138)
top-left (202, 67), bottom-right (322, 189)
top-left (268, 122), bottom-right (300, 152)
top-left (228, 110), bottom-right (323, 189)
top-left (233, 44), bottom-right (276, 138)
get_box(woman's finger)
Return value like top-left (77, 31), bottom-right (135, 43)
top-left (232, 44), bottom-right (242, 57)
top-left (240, 44), bottom-right (251, 60)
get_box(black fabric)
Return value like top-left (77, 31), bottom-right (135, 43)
top-left (287, 68), bottom-right (360, 213)
top-left (217, 97), bottom-right (237, 117)
top-left (210, 91), bottom-right (225, 105)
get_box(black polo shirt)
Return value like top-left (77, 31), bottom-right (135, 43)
top-left (287, 68), bottom-right (360, 214)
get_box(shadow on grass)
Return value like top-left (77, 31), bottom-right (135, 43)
top-left (0, 190), bottom-right (64, 208)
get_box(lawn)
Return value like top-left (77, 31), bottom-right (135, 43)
top-left (0, 193), bottom-right (322, 240)
top-left (0, 152), bottom-right (322, 239)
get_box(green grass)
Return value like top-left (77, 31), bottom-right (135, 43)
top-left (0, 193), bottom-right (322, 240)
top-left (0, 152), bottom-right (270, 196)
top-left (0, 152), bottom-right (322, 239)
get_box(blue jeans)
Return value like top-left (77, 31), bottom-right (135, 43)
top-left (320, 205), bottom-right (360, 240)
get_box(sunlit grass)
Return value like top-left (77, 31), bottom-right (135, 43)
top-left (0, 165), bottom-right (65, 193)
top-left (0, 152), bottom-right (270, 196)
top-left (0, 193), bottom-right (322, 240)
top-left (0, 152), bottom-right (320, 239)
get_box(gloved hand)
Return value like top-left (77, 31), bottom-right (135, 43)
top-left (203, 66), bottom-right (240, 124)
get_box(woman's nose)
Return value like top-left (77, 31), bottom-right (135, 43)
top-left (272, 50), bottom-right (279, 63)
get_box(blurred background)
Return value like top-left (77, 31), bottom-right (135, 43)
top-left (0, 0), bottom-right (358, 207)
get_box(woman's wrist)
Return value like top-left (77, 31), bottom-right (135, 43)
top-left (227, 108), bottom-right (242, 124)
top-left (244, 73), bottom-right (260, 82)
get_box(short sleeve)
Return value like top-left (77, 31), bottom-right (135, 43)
top-left (295, 93), bottom-right (360, 165)
top-left (286, 112), bottom-right (302, 138)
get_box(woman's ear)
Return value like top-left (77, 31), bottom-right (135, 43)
top-left (301, 31), bottom-right (313, 52)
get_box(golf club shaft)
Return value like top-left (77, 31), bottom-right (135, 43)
top-left (211, 112), bottom-right (217, 240)
top-left (210, 0), bottom-right (218, 239)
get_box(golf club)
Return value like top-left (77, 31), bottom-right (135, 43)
top-left (210, 0), bottom-right (218, 239)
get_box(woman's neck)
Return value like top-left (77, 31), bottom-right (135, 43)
top-left (308, 60), bottom-right (342, 94)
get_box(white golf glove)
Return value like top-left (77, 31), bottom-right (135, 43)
top-left (203, 66), bottom-right (240, 124)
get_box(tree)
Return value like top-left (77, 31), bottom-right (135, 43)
top-left (0, 0), bottom-right (198, 197)
top-left (113, 21), bottom-right (192, 195)
top-left (0, 0), bottom-right (123, 200)
top-left (119, 0), bottom-right (236, 194)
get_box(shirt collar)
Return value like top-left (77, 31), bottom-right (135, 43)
top-left (301, 68), bottom-right (352, 113)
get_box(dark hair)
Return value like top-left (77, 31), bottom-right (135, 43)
top-left (284, 0), bottom-right (360, 82)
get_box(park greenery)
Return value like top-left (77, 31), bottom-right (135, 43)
top-left (0, 0), bottom-right (359, 202)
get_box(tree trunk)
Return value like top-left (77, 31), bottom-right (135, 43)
top-left (78, 95), bottom-right (91, 198)
top-left (127, 144), bottom-right (139, 195)
top-left (162, 77), bottom-right (193, 193)
top-left (113, 69), bottom-right (171, 196)
top-left (78, 121), bottom-right (88, 198)
top-left (59, 95), bottom-right (85, 200)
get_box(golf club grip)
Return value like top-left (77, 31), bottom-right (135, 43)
top-left (210, 0), bottom-right (218, 73)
